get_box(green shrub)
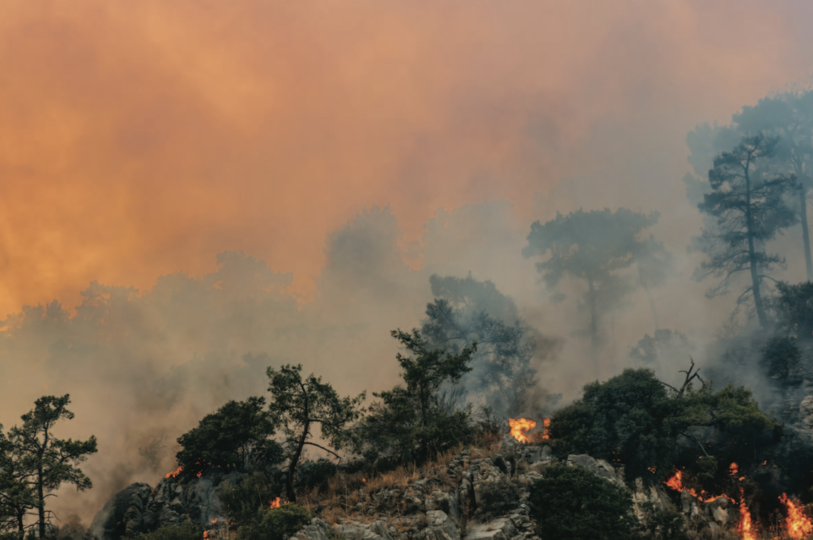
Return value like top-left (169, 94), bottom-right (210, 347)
top-left (529, 465), bottom-right (636, 540)
top-left (135, 521), bottom-right (203, 540)
top-left (475, 477), bottom-right (521, 519)
top-left (237, 505), bottom-right (310, 540)
top-left (217, 470), bottom-right (281, 526)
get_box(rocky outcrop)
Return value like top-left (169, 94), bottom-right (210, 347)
top-left (89, 483), bottom-right (153, 540)
top-left (89, 472), bottom-right (241, 540)
top-left (97, 438), bottom-right (741, 540)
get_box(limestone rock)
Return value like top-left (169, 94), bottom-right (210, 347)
top-left (565, 454), bottom-right (625, 488)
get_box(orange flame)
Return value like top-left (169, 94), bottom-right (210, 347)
top-left (667, 467), bottom-right (756, 539)
top-left (203, 532), bottom-right (209, 540)
top-left (508, 418), bottom-right (536, 443)
top-left (211, 520), bottom-right (217, 524)
top-left (779, 493), bottom-right (813, 539)
top-left (738, 490), bottom-right (755, 540)
top-left (542, 418), bottom-right (550, 440)
top-left (270, 497), bottom-right (281, 509)
top-left (664, 470), bottom-right (735, 504)
top-left (164, 466), bottom-right (183, 479)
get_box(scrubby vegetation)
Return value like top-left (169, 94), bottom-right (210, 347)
top-left (528, 465), bottom-right (636, 540)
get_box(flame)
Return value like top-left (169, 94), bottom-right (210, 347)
top-left (211, 520), bottom-right (217, 524)
top-left (542, 418), bottom-right (550, 440)
top-left (270, 497), bottom-right (281, 509)
top-left (738, 490), bottom-right (755, 540)
top-left (508, 418), bottom-right (536, 443)
top-left (362, 478), bottom-right (366, 482)
top-left (779, 493), bottom-right (813, 539)
top-left (665, 470), bottom-right (684, 492)
top-left (203, 532), bottom-right (209, 540)
top-left (664, 470), bottom-right (735, 504)
top-left (666, 466), bottom-right (758, 539)
top-left (164, 466), bottom-right (183, 479)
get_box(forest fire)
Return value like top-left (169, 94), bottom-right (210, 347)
top-left (269, 497), bottom-right (282, 509)
top-left (541, 418), bottom-right (550, 439)
top-left (508, 418), bottom-right (536, 443)
top-left (779, 493), bottom-right (813, 539)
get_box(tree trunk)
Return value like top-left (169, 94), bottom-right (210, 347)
top-left (37, 465), bottom-right (45, 539)
top-left (800, 186), bottom-right (813, 281)
top-left (587, 278), bottom-right (599, 377)
top-left (643, 284), bottom-right (660, 331)
top-left (745, 163), bottom-right (769, 329)
top-left (286, 385), bottom-right (310, 503)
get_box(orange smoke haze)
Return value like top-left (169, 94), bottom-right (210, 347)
top-left (1, 1), bottom-right (812, 316)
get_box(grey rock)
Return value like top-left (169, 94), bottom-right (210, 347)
top-left (89, 483), bottom-right (152, 540)
top-left (421, 511), bottom-right (459, 540)
top-left (565, 455), bottom-right (624, 487)
top-left (466, 518), bottom-right (516, 540)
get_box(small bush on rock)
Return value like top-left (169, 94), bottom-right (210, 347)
top-left (237, 504), bottom-right (310, 540)
top-left (529, 465), bottom-right (636, 540)
top-left (476, 477), bottom-right (521, 519)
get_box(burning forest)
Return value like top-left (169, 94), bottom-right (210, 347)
top-left (5, 2), bottom-right (813, 540)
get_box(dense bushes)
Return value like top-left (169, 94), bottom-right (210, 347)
top-left (549, 368), bottom-right (776, 486)
top-left (529, 465), bottom-right (636, 540)
top-left (549, 369), bottom-right (678, 483)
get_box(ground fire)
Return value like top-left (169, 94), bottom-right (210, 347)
top-left (665, 465), bottom-right (813, 539)
top-left (737, 489), bottom-right (755, 540)
top-left (508, 418), bottom-right (536, 443)
top-left (779, 493), bottom-right (813, 539)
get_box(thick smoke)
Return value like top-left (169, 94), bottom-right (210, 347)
top-left (3, 0), bottom-right (813, 528)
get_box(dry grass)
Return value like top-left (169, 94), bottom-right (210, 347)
top-left (296, 446), bottom-right (467, 524)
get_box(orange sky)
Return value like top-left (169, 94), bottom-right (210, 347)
top-left (1, 0), bottom-right (812, 317)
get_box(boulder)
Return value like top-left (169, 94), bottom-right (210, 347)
top-left (565, 454), bottom-right (625, 488)
top-left (89, 483), bottom-right (152, 540)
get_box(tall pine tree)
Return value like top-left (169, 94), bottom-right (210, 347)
top-left (693, 134), bottom-right (797, 329)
